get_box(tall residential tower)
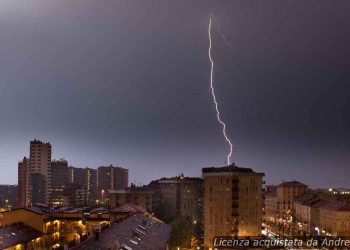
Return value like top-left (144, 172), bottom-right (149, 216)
top-left (203, 165), bottom-right (264, 248)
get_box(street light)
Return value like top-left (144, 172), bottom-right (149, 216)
top-left (101, 190), bottom-right (105, 203)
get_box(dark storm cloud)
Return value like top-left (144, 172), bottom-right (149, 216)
top-left (0, 0), bottom-right (349, 187)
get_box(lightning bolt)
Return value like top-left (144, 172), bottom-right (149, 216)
top-left (208, 16), bottom-right (234, 165)
top-left (212, 15), bottom-right (235, 50)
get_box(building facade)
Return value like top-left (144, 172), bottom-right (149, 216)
top-left (97, 165), bottom-right (128, 197)
top-left (277, 181), bottom-right (308, 219)
top-left (67, 166), bottom-right (98, 205)
top-left (149, 176), bottom-right (203, 224)
top-left (264, 185), bottom-right (278, 221)
top-left (108, 187), bottom-right (154, 211)
top-left (203, 165), bottom-right (264, 248)
top-left (318, 202), bottom-right (350, 236)
top-left (18, 157), bottom-right (29, 208)
top-left (30, 140), bottom-right (52, 205)
top-left (0, 185), bottom-right (18, 210)
top-left (50, 159), bottom-right (69, 205)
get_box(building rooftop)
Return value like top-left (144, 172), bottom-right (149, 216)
top-left (111, 202), bottom-right (146, 214)
top-left (72, 214), bottom-right (171, 250)
top-left (98, 165), bottom-right (128, 170)
top-left (311, 200), bottom-right (329, 209)
top-left (320, 201), bottom-right (350, 211)
top-left (0, 223), bottom-right (42, 249)
top-left (202, 164), bottom-right (264, 175)
top-left (278, 181), bottom-right (308, 187)
top-left (159, 176), bottom-right (202, 181)
top-left (30, 139), bottom-right (50, 145)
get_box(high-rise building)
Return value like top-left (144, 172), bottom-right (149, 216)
top-left (18, 140), bottom-right (52, 206)
top-left (67, 166), bottom-right (98, 206)
top-left (68, 166), bottom-right (85, 186)
top-left (97, 165), bottom-right (128, 198)
top-left (84, 168), bottom-right (98, 201)
top-left (30, 173), bottom-right (46, 204)
top-left (18, 157), bottom-right (29, 208)
top-left (29, 140), bottom-right (52, 204)
top-left (202, 165), bottom-right (264, 248)
top-left (50, 159), bottom-right (69, 205)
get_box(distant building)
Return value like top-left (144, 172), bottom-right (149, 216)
top-left (318, 188), bottom-right (350, 203)
top-left (18, 157), bottom-right (29, 208)
top-left (108, 187), bottom-right (154, 211)
top-left (264, 185), bottom-right (278, 221)
top-left (0, 185), bottom-right (18, 209)
top-left (149, 175), bottom-right (203, 224)
top-left (50, 159), bottom-right (69, 205)
top-left (63, 183), bottom-right (90, 207)
top-left (318, 202), bottom-right (350, 236)
top-left (68, 166), bottom-right (98, 205)
top-left (202, 165), bottom-right (264, 248)
top-left (310, 199), bottom-right (329, 236)
top-left (97, 165), bottom-right (128, 197)
top-left (293, 190), bottom-right (320, 234)
top-left (17, 140), bottom-right (52, 207)
top-left (291, 188), bottom-right (350, 236)
top-left (68, 166), bottom-right (85, 186)
top-left (277, 181), bottom-right (308, 219)
top-left (29, 140), bottom-right (52, 205)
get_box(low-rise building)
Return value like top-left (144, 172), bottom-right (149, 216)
top-left (149, 175), bottom-right (203, 224)
top-left (0, 207), bottom-right (62, 249)
top-left (0, 202), bottom-right (162, 249)
top-left (72, 213), bottom-right (171, 250)
top-left (293, 191), bottom-right (320, 234)
top-left (108, 187), bottom-right (154, 211)
top-left (310, 200), bottom-right (328, 236)
top-left (0, 223), bottom-right (43, 250)
top-left (277, 181), bottom-right (308, 219)
top-left (264, 186), bottom-right (277, 221)
top-left (318, 202), bottom-right (350, 236)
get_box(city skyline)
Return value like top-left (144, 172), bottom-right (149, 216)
top-left (1, 0), bottom-right (350, 188)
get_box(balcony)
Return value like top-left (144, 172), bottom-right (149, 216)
top-left (232, 179), bottom-right (239, 184)
top-left (231, 211), bottom-right (239, 217)
top-left (232, 203), bottom-right (239, 209)
top-left (232, 195), bottom-right (239, 200)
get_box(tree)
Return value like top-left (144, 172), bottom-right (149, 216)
top-left (169, 217), bottom-right (194, 250)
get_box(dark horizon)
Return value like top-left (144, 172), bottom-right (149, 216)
top-left (1, 0), bottom-right (350, 188)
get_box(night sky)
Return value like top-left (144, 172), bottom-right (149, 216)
top-left (1, 1), bottom-right (349, 188)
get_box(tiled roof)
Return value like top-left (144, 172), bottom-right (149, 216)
top-left (25, 206), bottom-right (49, 215)
top-left (111, 202), bottom-right (146, 214)
top-left (320, 202), bottom-right (350, 211)
top-left (294, 191), bottom-right (318, 205)
top-left (72, 214), bottom-right (171, 250)
top-left (311, 200), bottom-right (329, 209)
top-left (0, 223), bottom-right (42, 249)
